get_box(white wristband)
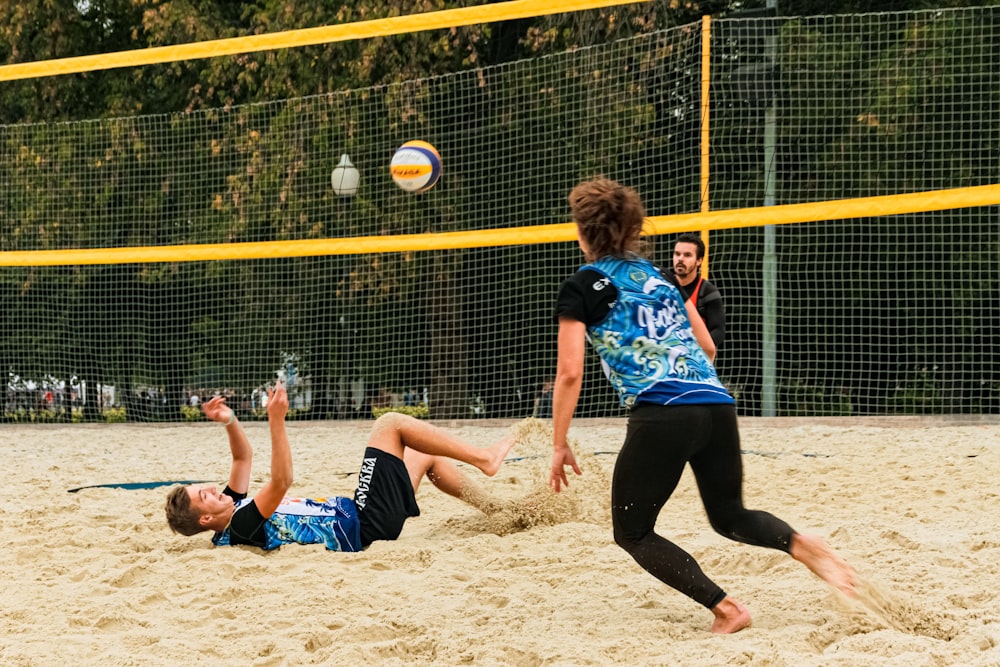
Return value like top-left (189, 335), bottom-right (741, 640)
top-left (224, 410), bottom-right (236, 426)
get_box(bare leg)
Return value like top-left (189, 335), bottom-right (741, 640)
top-left (403, 449), bottom-right (466, 496)
top-left (367, 412), bottom-right (516, 476)
top-left (710, 596), bottom-right (752, 634)
top-left (790, 533), bottom-right (857, 598)
top-left (402, 449), bottom-right (503, 514)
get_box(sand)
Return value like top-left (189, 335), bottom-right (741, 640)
top-left (1, 416), bottom-right (999, 666)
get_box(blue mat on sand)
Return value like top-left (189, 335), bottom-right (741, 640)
top-left (67, 480), bottom-right (213, 493)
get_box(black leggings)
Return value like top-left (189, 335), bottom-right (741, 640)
top-left (612, 403), bottom-right (794, 609)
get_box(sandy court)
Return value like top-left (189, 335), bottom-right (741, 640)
top-left (1, 416), bottom-right (999, 666)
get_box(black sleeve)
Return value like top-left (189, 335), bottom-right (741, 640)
top-left (554, 268), bottom-right (617, 326)
top-left (224, 488), bottom-right (268, 548)
top-left (697, 281), bottom-right (726, 347)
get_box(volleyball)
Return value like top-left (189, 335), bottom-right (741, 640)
top-left (389, 141), bottom-right (441, 193)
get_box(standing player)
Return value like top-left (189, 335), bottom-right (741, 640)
top-left (669, 232), bottom-right (726, 351)
top-left (548, 177), bottom-right (855, 633)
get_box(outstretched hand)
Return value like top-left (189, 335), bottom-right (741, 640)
top-left (267, 381), bottom-right (289, 421)
top-left (201, 395), bottom-right (233, 424)
top-left (549, 446), bottom-right (582, 493)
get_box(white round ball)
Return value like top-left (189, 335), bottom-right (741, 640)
top-left (390, 141), bottom-right (442, 193)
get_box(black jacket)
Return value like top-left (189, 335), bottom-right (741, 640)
top-left (669, 273), bottom-right (726, 349)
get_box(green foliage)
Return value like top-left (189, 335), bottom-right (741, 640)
top-left (0, 406), bottom-right (128, 423)
top-left (372, 404), bottom-right (429, 420)
top-left (0, 3), bottom-right (997, 421)
top-left (780, 382), bottom-right (855, 417)
top-left (180, 405), bottom-right (203, 422)
top-left (0, 0), bottom-right (741, 125)
top-left (0, 408), bottom-right (66, 424)
top-left (887, 366), bottom-right (944, 414)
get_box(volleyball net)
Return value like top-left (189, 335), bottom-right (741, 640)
top-left (1, 4), bottom-right (998, 421)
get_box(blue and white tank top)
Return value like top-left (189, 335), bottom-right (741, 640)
top-left (582, 256), bottom-right (734, 408)
top-left (213, 495), bottom-right (363, 552)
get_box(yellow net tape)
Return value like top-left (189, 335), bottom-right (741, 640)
top-left (0, 0), bottom-right (646, 82)
top-left (3, 184), bottom-right (998, 266)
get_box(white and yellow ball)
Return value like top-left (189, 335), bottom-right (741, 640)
top-left (389, 141), bottom-right (442, 193)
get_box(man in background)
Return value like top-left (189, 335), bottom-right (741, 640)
top-left (669, 232), bottom-right (726, 351)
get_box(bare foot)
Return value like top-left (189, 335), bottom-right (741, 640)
top-left (481, 435), bottom-right (517, 477)
top-left (791, 533), bottom-right (857, 598)
top-left (710, 596), bottom-right (752, 634)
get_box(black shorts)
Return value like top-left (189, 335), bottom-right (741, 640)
top-left (353, 447), bottom-right (420, 547)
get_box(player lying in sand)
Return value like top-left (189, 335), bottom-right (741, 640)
top-left (165, 382), bottom-right (516, 551)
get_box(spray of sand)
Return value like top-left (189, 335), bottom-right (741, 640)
top-left (462, 418), bottom-right (614, 536)
top-left (833, 575), bottom-right (958, 640)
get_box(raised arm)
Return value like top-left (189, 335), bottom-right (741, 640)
top-left (202, 395), bottom-right (252, 495)
top-left (248, 382), bottom-right (293, 519)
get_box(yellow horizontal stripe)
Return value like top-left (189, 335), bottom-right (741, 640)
top-left (1, 184), bottom-right (997, 266)
top-left (0, 225), bottom-right (575, 266)
top-left (644, 183), bottom-right (1000, 236)
top-left (0, 0), bottom-right (646, 82)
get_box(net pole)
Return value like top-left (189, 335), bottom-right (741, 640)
top-left (761, 0), bottom-right (780, 416)
top-left (700, 16), bottom-right (712, 277)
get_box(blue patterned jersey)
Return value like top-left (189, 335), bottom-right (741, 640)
top-left (213, 495), bottom-right (363, 552)
top-left (582, 256), bottom-right (734, 408)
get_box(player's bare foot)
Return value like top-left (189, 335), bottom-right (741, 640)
top-left (710, 596), bottom-right (752, 634)
top-left (791, 533), bottom-right (857, 598)
top-left (481, 435), bottom-right (517, 476)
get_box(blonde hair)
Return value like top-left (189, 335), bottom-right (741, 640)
top-left (164, 485), bottom-right (207, 536)
top-left (568, 177), bottom-right (647, 261)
